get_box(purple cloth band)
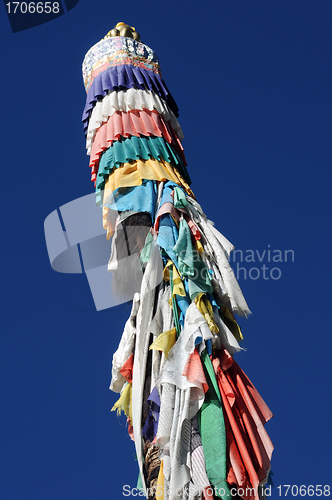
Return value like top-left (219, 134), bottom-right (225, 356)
top-left (142, 386), bottom-right (161, 442)
top-left (82, 65), bottom-right (179, 130)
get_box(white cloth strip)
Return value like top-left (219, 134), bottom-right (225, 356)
top-left (86, 88), bottom-right (184, 151)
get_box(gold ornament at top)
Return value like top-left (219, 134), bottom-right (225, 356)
top-left (105, 22), bottom-right (141, 42)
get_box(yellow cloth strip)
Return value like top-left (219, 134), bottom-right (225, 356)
top-left (195, 293), bottom-right (219, 334)
top-left (155, 459), bottom-right (164, 500)
top-left (172, 266), bottom-right (186, 297)
top-left (102, 159), bottom-right (194, 204)
top-left (162, 260), bottom-right (172, 281)
top-left (195, 239), bottom-right (204, 253)
top-left (149, 327), bottom-right (177, 358)
top-left (163, 262), bottom-right (186, 297)
top-left (111, 383), bottom-right (132, 423)
top-left (222, 305), bottom-right (243, 341)
top-left (102, 161), bottom-right (194, 239)
top-left (102, 206), bottom-right (119, 240)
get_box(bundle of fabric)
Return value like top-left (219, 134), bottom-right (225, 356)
top-left (82, 24), bottom-right (274, 500)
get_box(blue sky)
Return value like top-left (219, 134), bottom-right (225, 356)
top-left (1, 1), bottom-right (332, 499)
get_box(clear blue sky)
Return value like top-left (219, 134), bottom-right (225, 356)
top-left (1, 1), bottom-right (331, 499)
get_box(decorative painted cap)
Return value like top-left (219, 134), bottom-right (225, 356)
top-left (82, 34), bottom-right (160, 92)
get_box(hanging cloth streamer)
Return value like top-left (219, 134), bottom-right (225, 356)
top-left (149, 327), bottom-right (177, 358)
top-left (111, 382), bottom-right (133, 423)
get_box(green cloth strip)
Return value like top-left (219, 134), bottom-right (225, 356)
top-left (137, 471), bottom-right (144, 492)
top-left (169, 266), bottom-right (181, 338)
top-left (173, 218), bottom-right (213, 299)
top-left (96, 135), bottom-right (191, 192)
top-left (199, 349), bottom-right (231, 500)
top-left (173, 185), bottom-right (188, 208)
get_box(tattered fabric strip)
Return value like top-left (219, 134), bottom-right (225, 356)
top-left (155, 460), bottom-right (165, 500)
top-left (154, 202), bottom-right (200, 241)
top-left (198, 353), bottom-right (231, 500)
top-left (173, 186), bottom-right (188, 209)
top-left (173, 219), bottom-right (213, 299)
top-left (149, 327), bottom-right (177, 358)
top-left (190, 414), bottom-right (212, 497)
top-left (212, 349), bottom-right (274, 498)
top-left (195, 293), bottom-right (219, 335)
top-left (142, 386), bottom-right (161, 442)
top-left (221, 305), bottom-right (243, 342)
top-left (110, 294), bottom-right (140, 393)
top-left (131, 239), bottom-right (163, 495)
top-left (103, 180), bottom-right (158, 229)
top-left (111, 382), bottom-right (133, 423)
top-left (186, 199), bottom-right (251, 317)
top-left (119, 353), bottom-right (134, 384)
top-left (182, 349), bottom-right (209, 394)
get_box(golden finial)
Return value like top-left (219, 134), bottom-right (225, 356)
top-left (105, 22), bottom-right (141, 42)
